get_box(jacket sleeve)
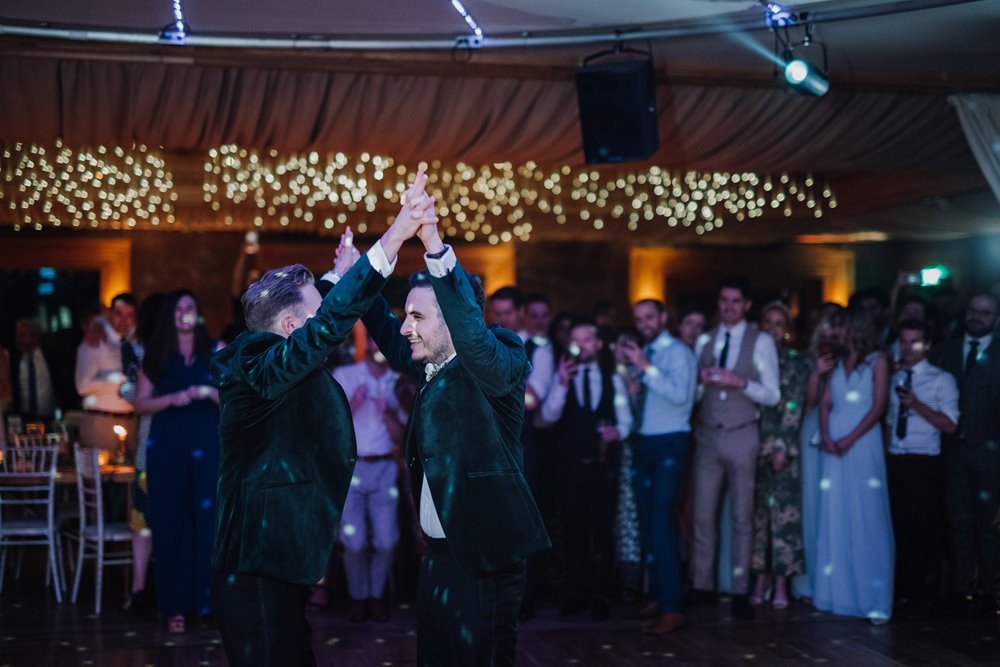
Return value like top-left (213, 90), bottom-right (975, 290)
top-left (430, 261), bottom-right (528, 397)
top-left (242, 255), bottom-right (387, 399)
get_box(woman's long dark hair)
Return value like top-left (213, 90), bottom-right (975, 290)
top-left (142, 289), bottom-right (213, 384)
top-left (846, 305), bottom-right (878, 362)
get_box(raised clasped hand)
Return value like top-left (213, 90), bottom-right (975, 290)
top-left (333, 226), bottom-right (361, 276)
top-left (392, 166), bottom-right (439, 240)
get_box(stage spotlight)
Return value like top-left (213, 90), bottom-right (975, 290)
top-left (783, 57), bottom-right (829, 96)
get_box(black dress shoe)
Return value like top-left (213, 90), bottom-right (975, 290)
top-left (972, 594), bottom-right (1000, 617)
top-left (590, 597), bottom-right (610, 621)
top-left (559, 598), bottom-right (588, 618)
top-left (685, 589), bottom-right (718, 608)
top-left (731, 594), bottom-right (755, 620)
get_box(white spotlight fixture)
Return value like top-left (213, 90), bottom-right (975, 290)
top-left (782, 53), bottom-right (829, 96)
top-left (768, 7), bottom-right (830, 98)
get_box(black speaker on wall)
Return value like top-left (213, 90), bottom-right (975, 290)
top-left (575, 56), bottom-right (660, 164)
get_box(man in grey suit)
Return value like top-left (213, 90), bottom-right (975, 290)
top-left (690, 276), bottom-right (780, 620)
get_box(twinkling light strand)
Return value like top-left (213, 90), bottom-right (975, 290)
top-left (202, 145), bottom-right (835, 243)
top-left (0, 142), bottom-right (836, 238)
top-left (0, 140), bottom-right (176, 232)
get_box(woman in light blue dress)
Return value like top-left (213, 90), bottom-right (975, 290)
top-left (793, 307), bottom-right (844, 602)
top-left (814, 307), bottom-right (894, 623)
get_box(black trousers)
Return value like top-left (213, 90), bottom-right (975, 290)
top-left (558, 453), bottom-right (619, 604)
top-left (212, 571), bottom-right (315, 667)
top-left (887, 453), bottom-right (945, 600)
top-left (944, 439), bottom-right (1000, 597)
top-left (417, 536), bottom-right (525, 667)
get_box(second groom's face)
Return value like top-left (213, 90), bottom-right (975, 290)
top-left (402, 287), bottom-right (454, 365)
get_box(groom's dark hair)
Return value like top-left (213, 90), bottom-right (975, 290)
top-left (409, 270), bottom-right (486, 314)
top-left (243, 264), bottom-right (314, 332)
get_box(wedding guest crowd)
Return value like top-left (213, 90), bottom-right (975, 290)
top-left (5, 252), bottom-right (1000, 640)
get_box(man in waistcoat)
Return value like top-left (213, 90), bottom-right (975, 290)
top-left (691, 276), bottom-right (780, 620)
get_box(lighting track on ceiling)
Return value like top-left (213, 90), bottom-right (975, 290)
top-left (0, 0), bottom-right (984, 51)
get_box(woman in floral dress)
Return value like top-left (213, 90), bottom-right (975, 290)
top-left (750, 302), bottom-right (807, 609)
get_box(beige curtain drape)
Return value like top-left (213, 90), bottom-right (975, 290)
top-left (951, 94), bottom-right (1000, 207)
top-left (0, 55), bottom-right (977, 175)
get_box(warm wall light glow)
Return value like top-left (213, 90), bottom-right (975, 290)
top-left (796, 232), bottom-right (888, 244)
top-left (113, 425), bottom-right (128, 438)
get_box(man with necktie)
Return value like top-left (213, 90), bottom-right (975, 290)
top-left (887, 319), bottom-right (958, 608)
top-left (10, 318), bottom-right (58, 421)
top-left (540, 318), bottom-right (632, 621)
top-left (359, 215), bottom-right (550, 667)
top-left (75, 293), bottom-right (141, 451)
top-left (690, 276), bottom-right (781, 620)
top-left (930, 293), bottom-right (1000, 614)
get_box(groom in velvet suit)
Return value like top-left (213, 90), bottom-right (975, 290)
top-left (358, 218), bottom-right (550, 666)
top-left (210, 171), bottom-right (436, 666)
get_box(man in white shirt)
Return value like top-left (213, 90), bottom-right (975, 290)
top-left (887, 318), bottom-right (958, 607)
top-left (74, 293), bottom-right (141, 451)
top-left (332, 336), bottom-right (406, 623)
top-left (540, 318), bottom-right (632, 621)
top-left (691, 276), bottom-right (780, 620)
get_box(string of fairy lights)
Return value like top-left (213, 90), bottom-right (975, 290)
top-left (2, 141), bottom-right (837, 241)
top-left (1, 140), bottom-right (177, 231)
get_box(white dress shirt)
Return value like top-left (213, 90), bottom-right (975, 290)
top-left (888, 359), bottom-right (960, 456)
top-left (517, 330), bottom-right (555, 417)
top-left (417, 245), bottom-right (457, 539)
top-left (695, 319), bottom-right (781, 407)
top-left (75, 319), bottom-right (143, 414)
top-left (332, 361), bottom-right (401, 457)
top-left (540, 361), bottom-right (633, 440)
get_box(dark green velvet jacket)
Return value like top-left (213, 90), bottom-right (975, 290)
top-left (210, 255), bottom-right (386, 585)
top-left (362, 257), bottom-right (551, 576)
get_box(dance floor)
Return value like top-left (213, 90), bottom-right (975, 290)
top-left (1, 571), bottom-right (998, 667)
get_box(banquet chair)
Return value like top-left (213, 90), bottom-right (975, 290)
top-left (69, 444), bottom-right (132, 614)
top-left (13, 432), bottom-right (68, 451)
top-left (0, 444), bottom-right (65, 602)
top-left (11, 432), bottom-right (71, 585)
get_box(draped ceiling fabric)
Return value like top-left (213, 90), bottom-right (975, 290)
top-left (952, 94), bottom-right (1000, 209)
top-left (2, 0), bottom-right (1000, 246)
top-left (0, 54), bottom-right (980, 175)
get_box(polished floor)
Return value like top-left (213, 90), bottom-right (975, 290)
top-left (1, 566), bottom-right (998, 667)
